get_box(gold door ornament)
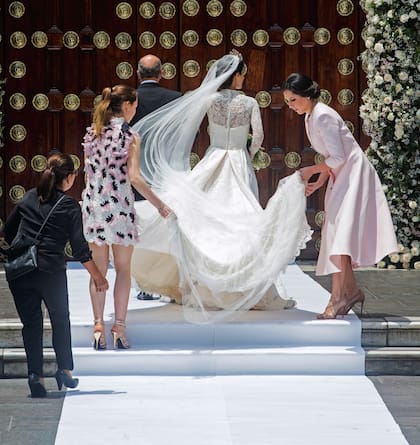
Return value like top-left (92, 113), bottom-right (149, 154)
top-left (31, 31), bottom-right (48, 48)
top-left (230, 29), bottom-right (247, 47)
top-left (139, 2), bottom-right (156, 19)
top-left (160, 31), bottom-right (176, 49)
top-left (315, 211), bottom-right (325, 227)
top-left (9, 93), bottom-right (26, 110)
top-left (9, 185), bottom-right (26, 203)
top-left (190, 153), bottom-right (200, 169)
top-left (183, 60), bottom-right (200, 78)
top-left (206, 29), bottom-right (223, 46)
top-left (284, 152), bottom-right (301, 169)
top-left (183, 30), bottom-right (199, 47)
top-left (159, 2), bottom-right (176, 19)
top-left (115, 32), bottom-right (132, 50)
top-left (314, 153), bottom-right (325, 164)
top-left (337, 28), bottom-right (354, 45)
top-left (139, 31), bottom-right (156, 49)
top-left (230, 0), bottom-right (247, 17)
top-left (9, 155), bottom-right (26, 173)
top-left (116, 2), bottom-right (133, 19)
top-left (32, 93), bottom-right (49, 111)
top-left (64, 242), bottom-right (74, 258)
top-left (255, 91), bottom-right (271, 108)
top-left (10, 124), bottom-right (27, 142)
top-left (345, 120), bottom-right (355, 134)
top-left (116, 62), bottom-right (134, 79)
top-left (31, 155), bottom-right (47, 172)
top-left (337, 0), bottom-right (354, 16)
top-left (9, 2), bottom-right (25, 18)
top-left (206, 0), bottom-right (223, 17)
top-left (64, 94), bottom-right (80, 111)
top-left (337, 88), bottom-right (354, 105)
top-left (337, 58), bottom-right (354, 75)
top-left (71, 155), bottom-right (81, 171)
top-left (314, 28), bottom-right (331, 45)
top-left (319, 89), bottom-right (332, 105)
top-left (252, 30), bottom-right (269, 47)
top-left (182, 0), bottom-right (200, 16)
top-left (0, 157), bottom-right (2, 169)
top-left (252, 150), bottom-right (271, 170)
top-left (206, 59), bottom-right (216, 71)
top-left (162, 62), bottom-right (176, 80)
top-left (63, 31), bottom-right (80, 49)
top-left (9, 61), bottom-right (26, 79)
top-left (93, 31), bottom-right (110, 49)
top-left (10, 31), bottom-right (27, 49)
top-left (283, 27), bottom-right (301, 45)
top-left (315, 237), bottom-right (322, 252)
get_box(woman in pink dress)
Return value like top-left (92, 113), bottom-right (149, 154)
top-left (283, 73), bottom-right (397, 319)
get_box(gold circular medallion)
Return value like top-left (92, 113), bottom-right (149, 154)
top-left (31, 155), bottom-right (47, 172)
top-left (159, 2), bottom-right (176, 19)
top-left (337, 28), bottom-right (354, 45)
top-left (230, 29), bottom-right (247, 47)
top-left (116, 62), bottom-right (133, 79)
top-left (319, 89), bottom-right (332, 105)
top-left (252, 150), bottom-right (271, 170)
top-left (31, 31), bottom-right (48, 48)
top-left (345, 120), bottom-right (355, 134)
top-left (230, 0), bottom-right (247, 17)
top-left (314, 153), bottom-right (325, 164)
top-left (190, 152), bottom-right (200, 169)
top-left (206, 59), bottom-right (216, 71)
top-left (10, 31), bottom-right (27, 49)
top-left (162, 62), bottom-right (177, 80)
top-left (9, 2), bottom-right (25, 18)
top-left (252, 30), bottom-right (269, 47)
top-left (284, 27), bottom-right (301, 45)
top-left (182, 0), bottom-right (200, 16)
top-left (70, 154), bottom-right (81, 171)
top-left (10, 124), bottom-right (27, 142)
top-left (63, 31), bottom-right (79, 49)
top-left (284, 151), bottom-right (302, 169)
top-left (206, 0), bottom-right (223, 17)
top-left (9, 185), bottom-right (26, 203)
top-left (314, 28), bottom-right (330, 45)
top-left (315, 211), bottom-right (325, 227)
top-left (9, 155), bottom-right (26, 173)
top-left (93, 31), bottom-right (110, 49)
top-left (64, 94), bottom-right (80, 111)
top-left (337, 0), bottom-right (354, 16)
top-left (183, 30), bottom-right (199, 47)
top-left (139, 2), bottom-right (156, 19)
top-left (32, 93), bottom-right (49, 111)
top-left (160, 31), bottom-right (176, 49)
top-left (206, 29), bottom-right (223, 46)
top-left (183, 60), bottom-right (200, 78)
top-left (362, 58), bottom-right (369, 74)
top-left (139, 31), bottom-right (156, 49)
top-left (116, 2), bottom-right (133, 19)
top-left (64, 242), bottom-right (74, 258)
top-left (315, 237), bottom-right (322, 252)
top-left (361, 27), bottom-right (368, 42)
top-left (9, 61), bottom-right (26, 79)
top-left (9, 93), bottom-right (26, 110)
top-left (115, 32), bottom-right (132, 50)
top-left (337, 88), bottom-right (354, 105)
top-left (0, 157), bottom-right (3, 169)
top-left (255, 91), bottom-right (271, 108)
top-left (337, 58), bottom-right (354, 75)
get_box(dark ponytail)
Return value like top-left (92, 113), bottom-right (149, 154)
top-left (37, 152), bottom-right (75, 203)
top-left (282, 73), bottom-right (321, 99)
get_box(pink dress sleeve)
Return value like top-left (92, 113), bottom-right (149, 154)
top-left (316, 113), bottom-right (346, 169)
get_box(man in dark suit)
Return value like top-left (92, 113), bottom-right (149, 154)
top-left (130, 54), bottom-right (181, 300)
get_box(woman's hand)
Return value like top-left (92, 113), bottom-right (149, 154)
top-left (94, 274), bottom-right (109, 293)
top-left (299, 166), bottom-right (315, 183)
top-left (158, 204), bottom-right (172, 218)
top-left (305, 181), bottom-right (322, 197)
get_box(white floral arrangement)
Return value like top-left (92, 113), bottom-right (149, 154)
top-left (359, 0), bottom-right (420, 269)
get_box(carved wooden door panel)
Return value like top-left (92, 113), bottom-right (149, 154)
top-left (1, 0), bottom-right (366, 261)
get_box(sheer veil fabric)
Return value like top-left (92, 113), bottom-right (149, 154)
top-left (132, 54), bottom-right (312, 323)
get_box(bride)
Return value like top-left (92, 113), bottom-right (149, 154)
top-left (131, 52), bottom-right (312, 323)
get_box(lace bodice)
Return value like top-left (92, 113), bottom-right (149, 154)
top-left (207, 89), bottom-right (263, 154)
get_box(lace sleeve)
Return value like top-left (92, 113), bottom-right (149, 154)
top-left (250, 99), bottom-right (264, 155)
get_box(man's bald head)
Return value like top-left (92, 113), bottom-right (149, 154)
top-left (138, 54), bottom-right (162, 81)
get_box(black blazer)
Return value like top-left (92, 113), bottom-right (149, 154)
top-left (130, 82), bottom-right (182, 126)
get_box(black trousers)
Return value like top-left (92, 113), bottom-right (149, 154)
top-left (9, 269), bottom-right (74, 376)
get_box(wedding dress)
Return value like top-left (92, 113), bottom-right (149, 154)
top-left (131, 54), bottom-right (312, 323)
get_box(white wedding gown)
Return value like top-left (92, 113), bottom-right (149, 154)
top-left (132, 90), bottom-right (312, 323)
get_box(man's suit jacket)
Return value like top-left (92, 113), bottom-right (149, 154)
top-left (130, 81), bottom-right (182, 200)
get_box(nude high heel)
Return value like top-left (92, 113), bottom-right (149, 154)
top-left (343, 290), bottom-right (365, 316)
top-left (111, 320), bottom-right (129, 349)
top-left (93, 319), bottom-right (106, 350)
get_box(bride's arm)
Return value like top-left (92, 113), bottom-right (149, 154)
top-left (249, 99), bottom-right (264, 158)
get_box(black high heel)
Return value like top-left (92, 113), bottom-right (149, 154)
top-left (28, 373), bottom-right (47, 398)
top-left (55, 370), bottom-right (79, 391)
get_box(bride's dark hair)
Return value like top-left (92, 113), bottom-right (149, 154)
top-left (282, 73), bottom-right (320, 99)
top-left (217, 54), bottom-right (245, 90)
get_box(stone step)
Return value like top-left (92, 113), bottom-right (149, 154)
top-left (365, 347), bottom-right (420, 375)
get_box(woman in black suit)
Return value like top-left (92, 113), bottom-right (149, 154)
top-left (4, 152), bottom-right (108, 398)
